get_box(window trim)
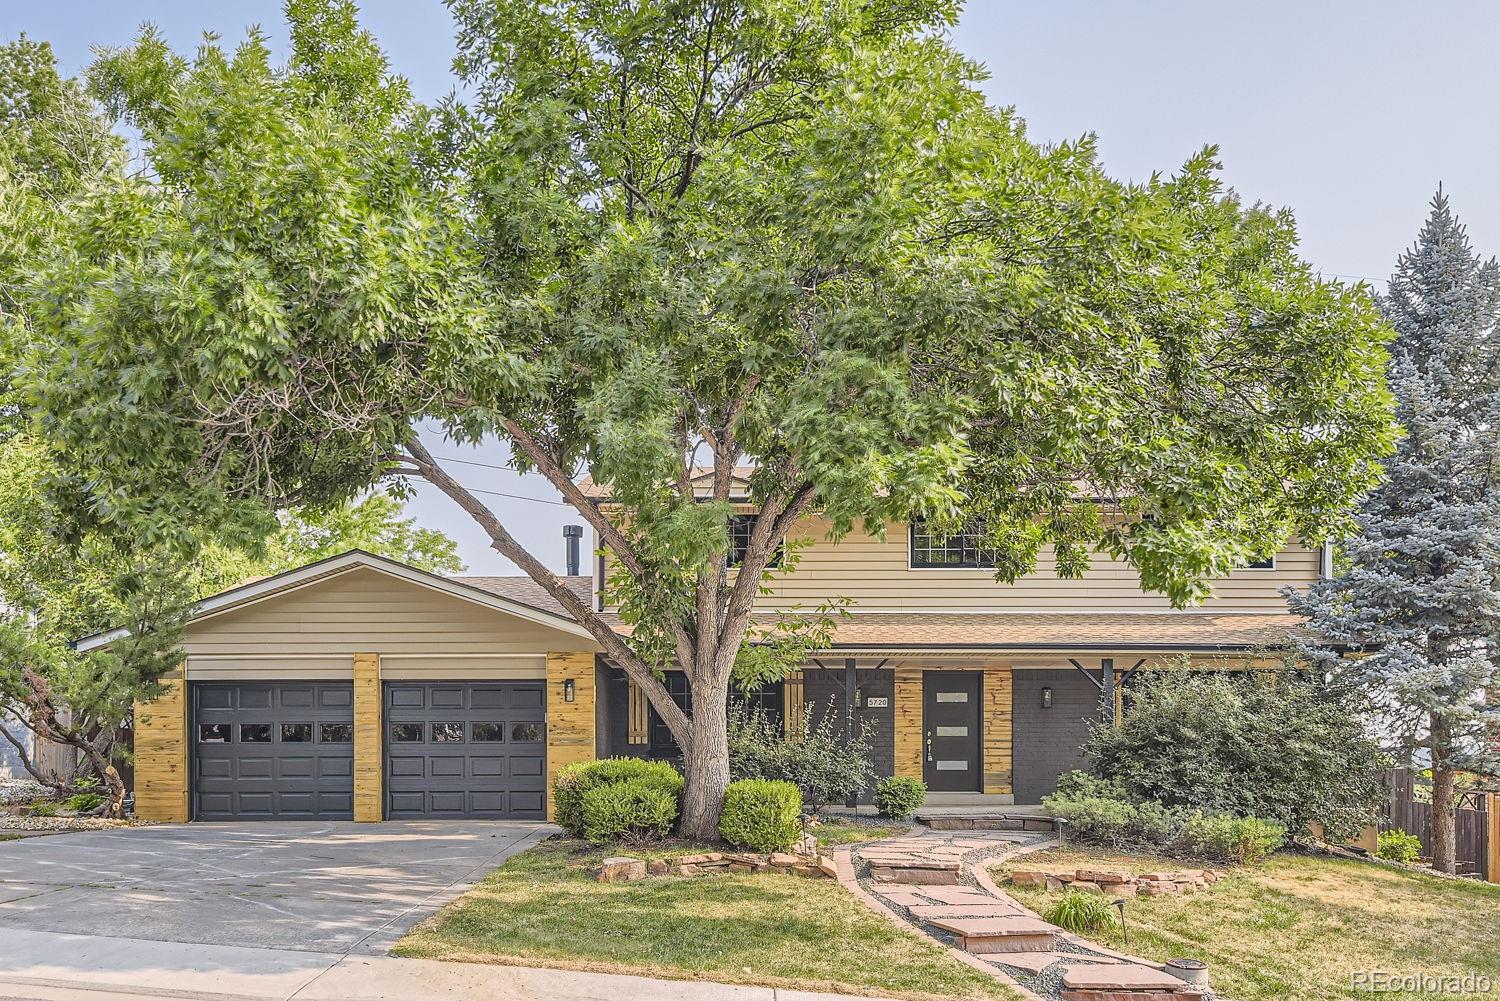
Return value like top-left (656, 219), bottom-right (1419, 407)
top-left (908, 518), bottom-right (1000, 570)
top-left (728, 513), bottom-right (783, 568)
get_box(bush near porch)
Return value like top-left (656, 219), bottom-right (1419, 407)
top-left (396, 838), bottom-right (1018, 1001)
top-left (995, 846), bottom-right (1500, 1001)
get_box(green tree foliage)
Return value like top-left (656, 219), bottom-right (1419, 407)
top-left (1082, 662), bottom-right (1389, 841)
top-left (10, 2), bottom-right (1396, 834)
top-left (0, 434), bottom-right (462, 813)
top-left (1291, 192), bottom-right (1500, 873)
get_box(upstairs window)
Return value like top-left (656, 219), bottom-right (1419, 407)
top-left (910, 518), bottom-right (998, 569)
top-left (729, 514), bottom-right (783, 568)
top-left (1244, 555), bottom-right (1276, 570)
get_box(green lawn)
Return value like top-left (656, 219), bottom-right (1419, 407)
top-left (0, 834), bottom-right (20, 842)
top-left (397, 838), bottom-right (1017, 1000)
top-left (994, 847), bottom-right (1500, 1001)
top-left (811, 816), bottom-right (913, 847)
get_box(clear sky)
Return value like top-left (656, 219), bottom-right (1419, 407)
top-left (8, 1), bottom-right (1498, 573)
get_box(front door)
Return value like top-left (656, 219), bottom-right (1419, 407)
top-left (923, 672), bottom-right (982, 792)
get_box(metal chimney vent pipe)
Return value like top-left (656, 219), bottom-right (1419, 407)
top-left (563, 525), bottom-right (584, 576)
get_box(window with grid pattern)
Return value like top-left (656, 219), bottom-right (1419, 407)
top-left (910, 518), bottom-right (999, 568)
top-left (728, 514), bottom-right (783, 567)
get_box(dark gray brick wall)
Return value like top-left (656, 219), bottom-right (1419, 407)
top-left (802, 666), bottom-right (894, 803)
top-left (1012, 669), bottom-right (1104, 804)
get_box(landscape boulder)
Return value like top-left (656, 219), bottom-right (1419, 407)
top-left (592, 857), bottom-right (646, 883)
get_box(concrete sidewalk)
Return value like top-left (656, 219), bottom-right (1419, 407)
top-left (0, 927), bottom-right (890, 1001)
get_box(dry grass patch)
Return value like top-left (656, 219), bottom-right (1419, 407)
top-left (811, 817), bottom-right (913, 847)
top-left (994, 847), bottom-right (1500, 1001)
top-left (397, 837), bottom-right (1017, 1001)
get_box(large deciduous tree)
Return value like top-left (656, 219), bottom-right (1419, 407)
top-left (15, 1), bottom-right (1395, 835)
top-left (1291, 191), bottom-right (1500, 874)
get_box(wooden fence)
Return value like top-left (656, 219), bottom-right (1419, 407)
top-left (1380, 767), bottom-right (1500, 881)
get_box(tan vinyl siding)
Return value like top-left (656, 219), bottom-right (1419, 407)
top-left (605, 517), bottom-right (1320, 612)
top-left (184, 567), bottom-right (597, 669)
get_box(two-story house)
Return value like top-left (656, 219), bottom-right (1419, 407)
top-left (101, 477), bottom-right (1322, 823)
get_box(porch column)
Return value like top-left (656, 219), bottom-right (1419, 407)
top-left (845, 658), bottom-right (858, 808)
top-left (546, 651), bottom-right (597, 819)
top-left (353, 652), bottom-right (382, 822)
top-left (132, 662), bottom-right (189, 822)
top-left (1099, 657), bottom-right (1115, 723)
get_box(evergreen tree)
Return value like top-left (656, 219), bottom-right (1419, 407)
top-left (1291, 190), bottom-right (1500, 874)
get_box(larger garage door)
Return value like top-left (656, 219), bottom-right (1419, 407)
top-left (191, 682), bottom-right (355, 820)
top-left (385, 682), bottom-right (547, 819)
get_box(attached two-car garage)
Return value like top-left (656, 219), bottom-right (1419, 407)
top-left (119, 551), bottom-right (603, 825)
top-left (191, 680), bottom-right (549, 821)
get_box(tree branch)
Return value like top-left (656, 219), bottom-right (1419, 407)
top-left (495, 419), bottom-right (699, 673)
top-left (716, 479), bottom-right (819, 660)
top-left (399, 437), bottom-right (691, 742)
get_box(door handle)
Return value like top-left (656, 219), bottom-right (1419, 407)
top-left (925, 730), bottom-right (933, 763)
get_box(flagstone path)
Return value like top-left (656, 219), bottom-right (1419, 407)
top-left (843, 828), bottom-right (1210, 1000)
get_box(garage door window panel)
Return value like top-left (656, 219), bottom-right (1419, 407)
top-left (472, 723), bottom-right (504, 742)
top-left (240, 724), bottom-right (271, 743)
top-left (319, 723), bottom-right (353, 743)
top-left (280, 723), bottom-right (312, 742)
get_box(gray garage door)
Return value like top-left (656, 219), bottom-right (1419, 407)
top-left (384, 682), bottom-right (547, 819)
top-left (191, 682), bottom-right (355, 820)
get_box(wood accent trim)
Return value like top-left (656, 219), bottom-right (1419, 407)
top-left (353, 652), bottom-right (382, 822)
top-left (892, 664), bottom-right (1012, 794)
top-left (783, 670), bottom-right (805, 739)
top-left (981, 666), bottom-right (1013, 795)
top-left (894, 666), bottom-right (923, 779)
top-left (132, 663), bottom-right (188, 822)
top-left (626, 679), bottom-right (649, 745)
top-left (1488, 792), bottom-right (1500, 885)
top-left (547, 651), bottom-right (597, 819)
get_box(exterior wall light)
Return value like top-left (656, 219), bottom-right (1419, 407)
top-left (1042, 687), bottom-right (1053, 709)
top-left (564, 678), bottom-right (576, 703)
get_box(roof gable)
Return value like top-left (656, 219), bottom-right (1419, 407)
top-left (73, 550), bottom-right (596, 652)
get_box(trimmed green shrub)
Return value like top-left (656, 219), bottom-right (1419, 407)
top-left (1047, 890), bottom-right (1118, 933)
top-left (719, 778), bottom-right (803, 852)
top-left (1043, 790), bottom-right (1188, 848)
top-left (1082, 663), bottom-right (1388, 841)
top-left (1378, 829), bottom-right (1423, 864)
top-left (728, 701), bottom-right (873, 812)
top-left (874, 776), bottom-right (926, 820)
top-left (1177, 813), bottom-right (1286, 864)
top-left (580, 779), bottom-right (680, 844)
top-left (552, 757), bottom-right (684, 837)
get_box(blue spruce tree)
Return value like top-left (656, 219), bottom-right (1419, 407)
top-left (1291, 190), bottom-right (1500, 874)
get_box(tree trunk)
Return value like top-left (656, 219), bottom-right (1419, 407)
top-left (1430, 713), bottom-right (1458, 875)
top-left (678, 691), bottom-right (731, 840)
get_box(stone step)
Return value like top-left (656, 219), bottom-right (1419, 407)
top-left (919, 814), bottom-right (1058, 833)
top-left (869, 860), bottom-right (962, 885)
top-left (907, 886), bottom-right (1003, 904)
top-left (926, 915), bottom-right (1059, 954)
top-left (909, 903), bottom-right (1027, 920)
top-left (1059, 964), bottom-right (1205, 999)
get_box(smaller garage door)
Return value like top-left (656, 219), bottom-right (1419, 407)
top-left (385, 682), bottom-right (547, 819)
top-left (192, 682), bottom-right (355, 820)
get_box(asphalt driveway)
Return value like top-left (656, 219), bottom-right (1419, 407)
top-left (0, 821), bottom-right (550, 954)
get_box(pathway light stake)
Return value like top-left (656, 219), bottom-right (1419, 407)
top-left (1113, 897), bottom-right (1129, 947)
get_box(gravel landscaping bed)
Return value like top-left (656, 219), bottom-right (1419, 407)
top-left (0, 779), bottom-right (47, 805)
top-left (0, 815), bottom-right (153, 833)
